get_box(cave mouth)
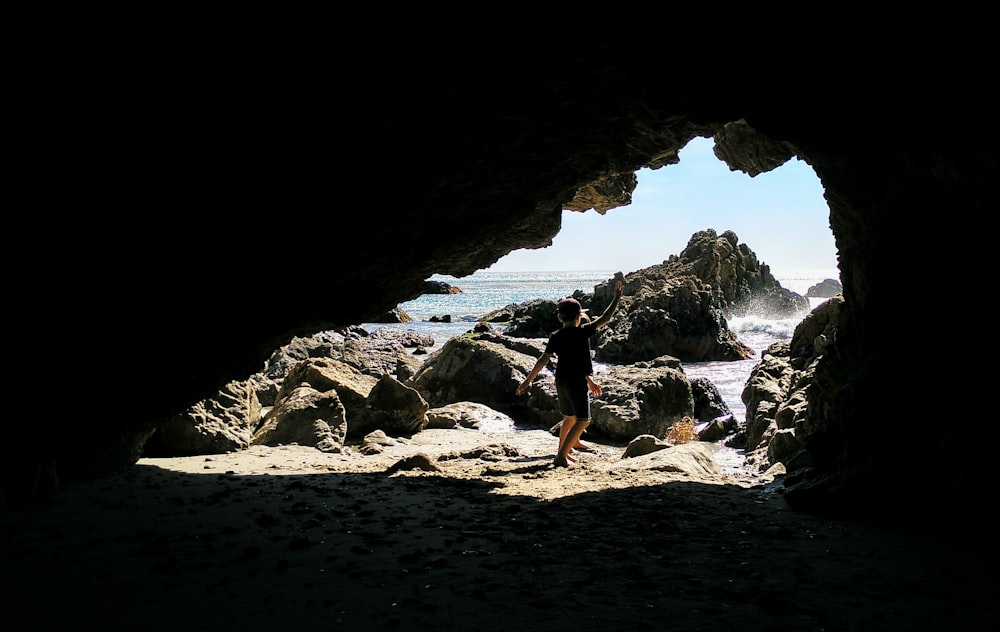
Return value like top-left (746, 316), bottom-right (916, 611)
top-left (379, 137), bottom-right (838, 441)
top-left (488, 136), bottom-right (837, 280)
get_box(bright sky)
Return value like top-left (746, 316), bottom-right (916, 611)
top-left (489, 136), bottom-right (838, 276)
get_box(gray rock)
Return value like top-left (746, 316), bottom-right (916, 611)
top-left (252, 385), bottom-right (348, 453)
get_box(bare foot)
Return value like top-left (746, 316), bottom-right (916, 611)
top-left (573, 442), bottom-right (595, 452)
top-left (566, 452), bottom-right (578, 463)
top-left (553, 456), bottom-right (569, 467)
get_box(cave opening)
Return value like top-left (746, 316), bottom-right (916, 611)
top-left (488, 136), bottom-right (837, 285)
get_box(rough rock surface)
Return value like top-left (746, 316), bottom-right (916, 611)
top-left (252, 385), bottom-right (348, 453)
top-left (142, 379), bottom-right (260, 457)
top-left (491, 229), bottom-right (802, 362)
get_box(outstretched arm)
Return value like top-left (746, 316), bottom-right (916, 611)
top-left (516, 352), bottom-right (552, 395)
top-left (592, 280), bottom-right (624, 329)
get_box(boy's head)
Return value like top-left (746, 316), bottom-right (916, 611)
top-left (557, 297), bottom-right (587, 322)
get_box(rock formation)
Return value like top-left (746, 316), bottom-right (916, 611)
top-left (490, 229), bottom-right (805, 363)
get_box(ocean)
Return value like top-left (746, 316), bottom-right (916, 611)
top-left (362, 268), bottom-right (839, 427)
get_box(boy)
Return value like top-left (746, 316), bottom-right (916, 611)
top-left (516, 279), bottom-right (624, 467)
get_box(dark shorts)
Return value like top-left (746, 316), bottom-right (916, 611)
top-left (555, 377), bottom-right (590, 420)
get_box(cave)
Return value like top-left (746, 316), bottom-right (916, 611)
top-left (12, 30), bottom-right (992, 532)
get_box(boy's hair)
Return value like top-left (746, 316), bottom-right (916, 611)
top-left (557, 297), bottom-right (587, 320)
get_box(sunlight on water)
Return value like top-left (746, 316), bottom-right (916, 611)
top-left (397, 271), bottom-right (617, 321)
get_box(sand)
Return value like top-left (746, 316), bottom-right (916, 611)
top-left (1, 428), bottom-right (996, 631)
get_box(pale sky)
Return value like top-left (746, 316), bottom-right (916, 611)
top-left (489, 136), bottom-right (838, 276)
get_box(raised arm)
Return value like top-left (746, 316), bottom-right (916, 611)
top-left (592, 280), bottom-right (624, 329)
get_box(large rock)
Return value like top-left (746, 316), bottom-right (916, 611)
top-left (805, 279), bottom-right (843, 299)
top-left (275, 357), bottom-right (377, 416)
top-left (493, 230), bottom-right (804, 363)
top-left (349, 374), bottom-right (429, 439)
top-left (741, 295), bottom-right (844, 473)
top-left (409, 335), bottom-right (539, 413)
top-left (143, 380), bottom-right (260, 457)
top-left (587, 360), bottom-right (695, 441)
top-left (616, 437), bottom-right (723, 479)
top-left (252, 385), bottom-right (348, 453)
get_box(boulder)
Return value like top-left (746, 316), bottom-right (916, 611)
top-left (426, 402), bottom-right (517, 432)
top-left (143, 379), bottom-right (260, 457)
top-left (409, 335), bottom-right (540, 413)
top-left (587, 362), bottom-right (695, 441)
top-left (349, 374), bottom-right (429, 439)
top-left (805, 278), bottom-right (843, 298)
top-left (275, 357), bottom-right (377, 416)
top-left (252, 385), bottom-right (348, 453)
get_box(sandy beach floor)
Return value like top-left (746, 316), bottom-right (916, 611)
top-left (2, 428), bottom-right (997, 631)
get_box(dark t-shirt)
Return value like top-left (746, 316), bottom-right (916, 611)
top-left (544, 322), bottom-right (598, 382)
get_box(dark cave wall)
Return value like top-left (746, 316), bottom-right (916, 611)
top-left (784, 147), bottom-right (993, 513)
top-left (14, 34), bottom-right (996, 519)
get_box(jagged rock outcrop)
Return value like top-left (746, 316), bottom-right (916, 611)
top-left (251, 327), bottom-right (430, 405)
top-left (265, 357), bottom-right (429, 440)
top-left (19, 31), bottom-right (993, 528)
top-left (740, 295), bottom-right (843, 473)
top-left (274, 357), bottom-right (377, 418)
top-left (690, 376), bottom-right (733, 423)
top-left (484, 296), bottom-right (586, 338)
top-left (490, 229), bottom-right (805, 363)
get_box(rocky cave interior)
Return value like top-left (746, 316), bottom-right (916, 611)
top-left (12, 33), bottom-right (992, 535)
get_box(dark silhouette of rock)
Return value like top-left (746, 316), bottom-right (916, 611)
top-left (370, 307), bottom-right (413, 323)
top-left (741, 295), bottom-right (843, 476)
top-left (423, 280), bottom-right (463, 294)
top-left (805, 278), bottom-right (843, 298)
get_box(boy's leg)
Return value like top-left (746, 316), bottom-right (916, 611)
top-left (556, 416), bottom-right (576, 460)
top-left (555, 419), bottom-right (590, 466)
